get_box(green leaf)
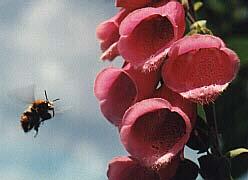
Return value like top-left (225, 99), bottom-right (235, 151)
top-left (215, 65), bottom-right (248, 177)
top-left (194, 2), bottom-right (203, 12)
top-left (198, 155), bottom-right (232, 180)
top-left (198, 154), bottom-right (219, 179)
top-left (172, 159), bottom-right (199, 180)
top-left (207, 0), bottom-right (226, 14)
top-left (197, 104), bottom-right (206, 121)
top-left (226, 148), bottom-right (248, 159)
top-left (226, 148), bottom-right (248, 178)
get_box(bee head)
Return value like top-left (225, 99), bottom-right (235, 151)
top-left (44, 90), bottom-right (59, 113)
top-left (47, 101), bottom-right (54, 108)
top-left (44, 90), bottom-right (60, 104)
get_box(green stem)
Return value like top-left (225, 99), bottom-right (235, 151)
top-left (204, 104), bottom-right (221, 156)
top-left (188, 0), bottom-right (196, 20)
top-left (181, 0), bottom-right (196, 24)
top-left (187, 12), bottom-right (196, 24)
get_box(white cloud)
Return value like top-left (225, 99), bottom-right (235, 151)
top-left (6, 0), bottom-right (97, 57)
top-left (0, 114), bottom-right (106, 180)
top-left (53, 141), bottom-right (107, 180)
top-left (0, 1), bottom-right (124, 179)
top-left (0, 0), bottom-right (112, 123)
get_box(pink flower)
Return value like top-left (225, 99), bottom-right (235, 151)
top-left (152, 0), bottom-right (175, 8)
top-left (94, 64), bottom-right (159, 126)
top-left (107, 156), bottom-right (159, 180)
top-left (162, 34), bottom-right (240, 104)
top-left (120, 94), bottom-right (194, 167)
top-left (96, 9), bottom-right (129, 61)
top-left (118, 1), bottom-right (185, 67)
top-left (155, 85), bottom-right (197, 126)
top-left (115, 0), bottom-right (173, 10)
top-left (156, 151), bottom-right (182, 179)
top-left (115, 0), bottom-right (153, 10)
top-left (107, 155), bottom-right (180, 180)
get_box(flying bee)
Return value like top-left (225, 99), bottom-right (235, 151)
top-left (20, 90), bottom-right (59, 137)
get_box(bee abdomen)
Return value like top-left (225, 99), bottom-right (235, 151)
top-left (20, 113), bottom-right (33, 132)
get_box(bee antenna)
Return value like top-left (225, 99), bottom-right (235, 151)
top-left (52, 98), bottom-right (60, 102)
top-left (44, 90), bottom-right (49, 101)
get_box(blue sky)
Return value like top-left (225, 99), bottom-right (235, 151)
top-left (0, 0), bottom-right (126, 179)
top-left (0, 0), bottom-right (247, 180)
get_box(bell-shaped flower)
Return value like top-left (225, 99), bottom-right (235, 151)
top-left (155, 85), bottom-right (197, 126)
top-left (118, 1), bottom-right (185, 68)
top-left (115, 0), bottom-right (174, 10)
top-left (119, 87), bottom-right (195, 168)
top-left (162, 34), bottom-right (240, 104)
top-left (107, 156), bottom-right (159, 180)
top-left (115, 0), bottom-right (153, 10)
top-left (107, 155), bottom-right (180, 180)
top-left (96, 9), bottom-right (129, 61)
top-left (94, 63), bottom-right (160, 126)
top-left (152, 0), bottom-right (175, 8)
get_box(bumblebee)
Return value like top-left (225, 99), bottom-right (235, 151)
top-left (20, 90), bottom-right (59, 137)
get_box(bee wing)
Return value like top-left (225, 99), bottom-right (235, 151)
top-left (55, 106), bottom-right (72, 114)
top-left (8, 84), bottom-right (36, 105)
top-left (53, 100), bottom-right (72, 115)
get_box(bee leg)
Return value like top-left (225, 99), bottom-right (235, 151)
top-left (34, 122), bottom-right (40, 138)
top-left (41, 113), bottom-right (52, 121)
top-left (40, 120), bottom-right (45, 125)
top-left (52, 109), bottom-right (55, 117)
top-left (34, 130), bottom-right (38, 138)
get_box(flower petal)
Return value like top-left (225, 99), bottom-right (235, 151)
top-left (96, 9), bottom-right (129, 60)
top-left (142, 47), bottom-right (170, 73)
top-left (107, 156), bottom-right (159, 180)
top-left (163, 34), bottom-right (240, 104)
top-left (168, 34), bottom-right (226, 61)
top-left (118, 1), bottom-right (185, 67)
top-left (100, 42), bottom-right (119, 61)
top-left (94, 64), bottom-right (159, 126)
top-left (115, 0), bottom-right (152, 10)
top-left (155, 85), bottom-right (197, 126)
top-left (120, 98), bottom-right (192, 167)
top-left (157, 153), bottom-right (181, 179)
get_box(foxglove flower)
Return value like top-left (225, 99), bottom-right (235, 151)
top-left (96, 9), bottom-right (129, 61)
top-left (152, 0), bottom-right (175, 8)
top-left (115, 0), bottom-right (153, 10)
top-left (120, 94), bottom-right (194, 168)
top-left (107, 156), bottom-right (159, 180)
top-left (107, 155), bottom-right (180, 180)
top-left (118, 1), bottom-right (185, 67)
top-left (94, 64), bottom-right (159, 126)
top-left (155, 85), bottom-right (197, 125)
top-left (162, 34), bottom-right (240, 104)
top-left (115, 0), bottom-right (173, 10)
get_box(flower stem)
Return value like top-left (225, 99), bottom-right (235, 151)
top-left (203, 104), bottom-right (221, 156)
top-left (186, 12), bottom-right (196, 24)
top-left (188, 0), bottom-right (196, 20)
top-left (181, 0), bottom-right (196, 24)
